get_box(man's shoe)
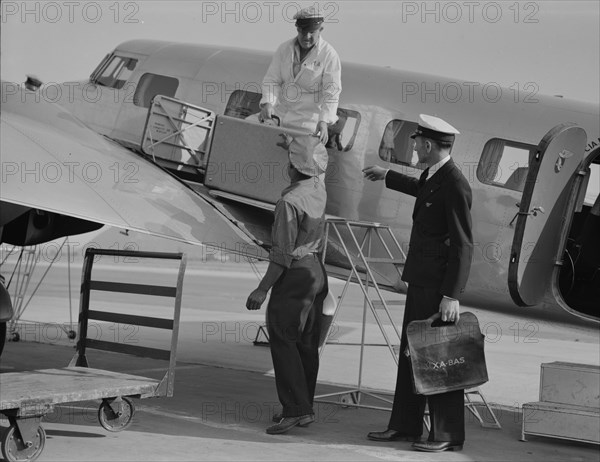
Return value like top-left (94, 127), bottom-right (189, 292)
top-left (367, 429), bottom-right (419, 442)
top-left (412, 440), bottom-right (464, 452)
top-left (266, 415), bottom-right (314, 435)
top-left (272, 413), bottom-right (314, 426)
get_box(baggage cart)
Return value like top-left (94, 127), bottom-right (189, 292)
top-left (0, 249), bottom-right (186, 461)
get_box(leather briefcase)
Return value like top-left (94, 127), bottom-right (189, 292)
top-left (406, 312), bottom-right (488, 395)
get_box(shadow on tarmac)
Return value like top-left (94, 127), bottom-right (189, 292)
top-left (1, 340), bottom-right (598, 462)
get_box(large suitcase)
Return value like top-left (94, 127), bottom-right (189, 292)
top-left (406, 312), bottom-right (488, 395)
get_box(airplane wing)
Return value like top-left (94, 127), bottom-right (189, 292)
top-left (0, 83), bottom-right (266, 258)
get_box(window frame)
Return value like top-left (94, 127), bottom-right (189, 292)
top-left (224, 89), bottom-right (361, 152)
top-left (477, 138), bottom-right (537, 191)
top-left (378, 119), bottom-right (420, 167)
top-left (224, 89), bottom-right (262, 119)
top-left (327, 108), bottom-right (361, 152)
top-left (92, 55), bottom-right (138, 90)
top-left (133, 73), bottom-right (180, 109)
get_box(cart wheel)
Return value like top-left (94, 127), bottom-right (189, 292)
top-left (1, 423), bottom-right (46, 462)
top-left (98, 397), bottom-right (135, 432)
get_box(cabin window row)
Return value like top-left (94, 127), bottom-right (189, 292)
top-left (378, 118), bottom-right (536, 192)
top-left (87, 56), bottom-right (536, 192)
top-left (90, 54), bottom-right (180, 109)
top-left (224, 90), bottom-right (361, 152)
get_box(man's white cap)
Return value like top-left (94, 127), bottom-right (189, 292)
top-left (294, 6), bottom-right (324, 30)
top-left (410, 114), bottom-right (460, 143)
top-left (288, 135), bottom-right (328, 177)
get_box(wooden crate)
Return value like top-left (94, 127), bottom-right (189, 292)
top-left (522, 401), bottom-right (600, 444)
top-left (540, 362), bottom-right (600, 408)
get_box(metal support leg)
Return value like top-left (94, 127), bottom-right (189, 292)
top-left (465, 388), bottom-right (502, 429)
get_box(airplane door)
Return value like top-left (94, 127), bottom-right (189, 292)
top-left (508, 123), bottom-right (586, 306)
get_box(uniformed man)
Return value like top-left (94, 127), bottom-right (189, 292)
top-left (246, 134), bottom-right (329, 435)
top-left (363, 114), bottom-right (474, 452)
top-left (259, 6), bottom-right (342, 145)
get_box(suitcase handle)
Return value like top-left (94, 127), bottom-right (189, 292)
top-left (426, 312), bottom-right (442, 322)
top-left (262, 114), bottom-right (281, 126)
top-left (427, 312), bottom-right (458, 328)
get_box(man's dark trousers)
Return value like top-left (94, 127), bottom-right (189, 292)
top-left (388, 284), bottom-right (465, 442)
top-left (267, 254), bottom-right (328, 418)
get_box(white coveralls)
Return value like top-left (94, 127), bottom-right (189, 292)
top-left (260, 36), bottom-right (342, 133)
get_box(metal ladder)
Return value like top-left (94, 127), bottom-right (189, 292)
top-left (315, 218), bottom-right (407, 410)
top-left (3, 246), bottom-right (39, 329)
top-left (315, 218), bottom-right (502, 429)
top-left (2, 239), bottom-right (78, 342)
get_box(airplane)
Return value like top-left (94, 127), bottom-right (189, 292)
top-left (1, 39), bottom-right (599, 356)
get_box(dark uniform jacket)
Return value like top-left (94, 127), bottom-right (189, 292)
top-left (385, 158), bottom-right (473, 299)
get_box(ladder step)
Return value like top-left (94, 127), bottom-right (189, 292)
top-left (363, 258), bottom-right (405, 264)
top-left (371, 300), bottom-right (405, 307)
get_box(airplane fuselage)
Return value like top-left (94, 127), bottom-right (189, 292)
top-left (33, 39), bottom-right (600, 324)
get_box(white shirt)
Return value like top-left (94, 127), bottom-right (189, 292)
top-left (427, 155), bottom-right (451, 179)
top-left (260, 36), bottom-right (341, 133)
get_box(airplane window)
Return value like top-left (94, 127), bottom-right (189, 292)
top-left (95, 57), bottom-right (122, 87)
top-left (95, 56), bottom-right (138, 89)
top-left (90, 53), bottom-right (110, 82)
top-left (326, 108), bottom-right (361, 152)
top-left (133, 73), bottom-right (179, 108)
top-left (225, 90), bottom-right (262, 118)
top-left (225, 91), bottom-right (361, 152)
top-left (477, 138), bottom-right (535, 191)
top-left (379, 120), bottom-right (419, 165)
top-left (113, 58), bottom-right (137, 90)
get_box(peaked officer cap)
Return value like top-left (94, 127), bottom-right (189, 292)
top-left (410, 114), bottom-right (460, 143)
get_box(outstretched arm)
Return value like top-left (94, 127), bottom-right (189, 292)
top-left (362, 165), bottom-right (387, 181)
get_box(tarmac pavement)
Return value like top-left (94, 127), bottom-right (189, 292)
top-left (1, 336), bottom-right (599, 461)
top-left (1, 238), bottom-right (599, 461)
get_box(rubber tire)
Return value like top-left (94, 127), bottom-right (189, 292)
top-left (98, 397), bottom-right (135, 432)
top-left (0, 322), bottom-right (6, 358)
top-left (1, 424), bottom-right (46, 462)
